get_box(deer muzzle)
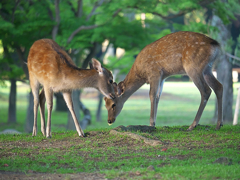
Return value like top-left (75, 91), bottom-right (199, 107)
top-left (108, 118), bottom-right (115, 125)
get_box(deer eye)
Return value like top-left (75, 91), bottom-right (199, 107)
top-left (109, 80), bottom-right (113, 84)
top-left (112, 104), bottom-right (116, 109)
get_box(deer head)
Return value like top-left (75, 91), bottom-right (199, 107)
top-left (104, 81), bottom-right (125, 124)
top-left (90, 58), bottom-right (115, 99)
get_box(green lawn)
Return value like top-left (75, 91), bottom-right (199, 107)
top-left (0, 125), bottom-right (239, 179)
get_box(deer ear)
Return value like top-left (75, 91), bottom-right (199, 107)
top-left (117, 81), bottom-right (125, 96)
top-left (89, 62), bottom-right (93, 69)
top-left (112, 82), bottom-right (118, 94)
top-left (91, 58), bottom-right (103, 74)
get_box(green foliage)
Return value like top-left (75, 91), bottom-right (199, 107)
top-left (173, 22), bottom-right (209, 33)
top-left (0, 0), bottom-right (54, 81)
top-left (210, 0), bottom-right (238, 24)
top-left (0, 0), bottom-right (238, 81)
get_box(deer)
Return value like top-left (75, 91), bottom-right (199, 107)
top-left (27, 39), bottom-right (116, 138)
top-left (104, 31), bottom-right (223, 131)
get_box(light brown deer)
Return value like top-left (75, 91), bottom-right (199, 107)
top-left (28, 39), bottom-right (115, 138)
top-left (104, 31), bottom-right (223, 130)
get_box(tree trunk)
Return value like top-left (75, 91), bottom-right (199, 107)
top-left (96, 92), bottom-right (103, 121)
top-left (81, 42), bottom-right (99, 68)
top-left (7, 78), bottom-right (17, 123)
top-left (55, 93), bottom-right (68, 111)
top-left (79, 100), bottom-right (91, 130)
top-left (25, 91), bottom-right (34, 133)
top-left (211, 15), bottom-right (233, 123)
top-left (213, 55), bottom-right (233, 123)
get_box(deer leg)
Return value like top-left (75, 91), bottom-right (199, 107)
top-left (188, 74), bottom-right (212, 130)
top-left (149, 76), bottom-right (164, 126)
top-left (44, 88), bottom-right (53, 138)
top-left (204, 69), bottom-right (223, 130)
top-left (32, 89), bottom-right (39, 136)
top-left (39, 88), bottom-right (46, 136)
top-left (62, 92), bottom-right (84, 137)
top-left (30, 78), bottom-right (40, 137)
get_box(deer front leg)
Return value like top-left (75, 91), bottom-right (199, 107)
top-left (62, 92), bottom-right (85, 137)
top-left (32, 93), bottom-right (39, 137)
top-left (31, 81), bottom-right (40, 137)
top-left (39, 88), bottom-right (46, 136)
top-left (149, 77), bottom-right (164, 126)
top-left (44, 88), bottom-right (53, 138)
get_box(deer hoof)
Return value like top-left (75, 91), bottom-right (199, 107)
top-left (186, 126), bottom-right (194, 131)
top-left (46, 135), bottom-right (52, 139)
top-left (150, 122), bottom-right (155, 127)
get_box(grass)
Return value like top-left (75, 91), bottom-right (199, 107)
top-left (0, 125), bottom-right (239, 179)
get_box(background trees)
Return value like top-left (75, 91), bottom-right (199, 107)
top-left (0, 0), bottom-right (239, 131)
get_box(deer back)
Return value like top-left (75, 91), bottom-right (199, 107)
top-left (132, 31), bottom-right (219, 81)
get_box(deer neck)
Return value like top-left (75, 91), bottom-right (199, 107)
top-left (66, 68), bottom-right (99, 89)
top-left (119, 69), bottom-right (145, 103)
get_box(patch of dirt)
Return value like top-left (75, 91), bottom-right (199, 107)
top-left (0, 171), bottom-right (107, 180)
top-left (110, 125), bottom-right (162, 146)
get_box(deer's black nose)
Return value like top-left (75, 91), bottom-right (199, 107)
top-left (108, 118), bottom-right (115, 125)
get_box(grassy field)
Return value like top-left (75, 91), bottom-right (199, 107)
top-left (0, 81), bottom-right (239, 133)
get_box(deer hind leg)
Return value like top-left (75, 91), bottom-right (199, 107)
top-left (187, 72), bottom-right (212, 131)
top-left (39, 88), bottom-right (46, 136)
top-left (44, 88), bottom-right (53, 138)
top-left (62, 91), bottom-right (84, 137)
top-left (149, 76), bottom-right (164, 126)
top-left (204, 68), bottom-right (223, 130)
top-left (30, 77), bottom-right (40, 136)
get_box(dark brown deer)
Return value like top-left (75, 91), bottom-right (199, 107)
top-left (28, 39), bottom-right (115, 138)
top-left (104, 31), bottom-right (223, 130)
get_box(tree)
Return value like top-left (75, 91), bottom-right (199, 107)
top-left (1, 41), bottom-right (25, 124)
top-left (0, 0), bottom-right (55, 130)
top-left (207, 0), bottom-right (240, 123)
top-left (210, 15), bottom-right (233, 123)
